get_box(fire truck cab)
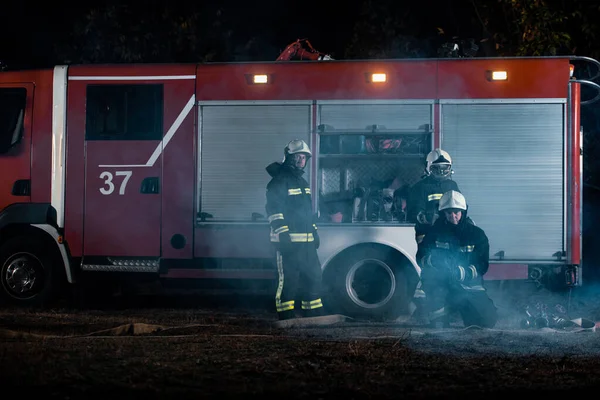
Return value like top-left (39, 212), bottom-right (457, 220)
top-left (0, 56), bottom-right (598, 320)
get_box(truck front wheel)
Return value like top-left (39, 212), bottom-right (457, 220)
top-left (327, 245), bottom-right (411, 321)
top-left (0, 236), bottom-right (62, 307)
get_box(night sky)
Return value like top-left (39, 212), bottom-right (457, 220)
top-left (1, 0), bottom-right (479, 68)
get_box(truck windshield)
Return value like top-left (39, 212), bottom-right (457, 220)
top-left (0, 87), bottom-right (26, 154)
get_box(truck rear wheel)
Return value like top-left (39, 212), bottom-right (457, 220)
top-left (0, 236), bottom-right (62, 307)
top-left (327, 245), bottom-right (410, 321)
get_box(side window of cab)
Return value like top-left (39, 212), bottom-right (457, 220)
top-left (0, 87), bottom-right (27, 154)
top-left (85, 84), bottom-right (163, 141)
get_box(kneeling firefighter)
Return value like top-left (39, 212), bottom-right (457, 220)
top-left (265, 139), bottom-right (326, 321)
top-left (416, 190), bottom-right (497, 328)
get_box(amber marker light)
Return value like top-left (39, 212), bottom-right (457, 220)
top-left (486, 70), bottom-right (508, 81)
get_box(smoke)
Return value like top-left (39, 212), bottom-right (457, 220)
top-left (191, 56), bottom-right (600, 339)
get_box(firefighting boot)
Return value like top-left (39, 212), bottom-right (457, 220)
top-left (302, 306), bottom-right (326, 318)
top-left (428, 307), bottom-right (450, 329)
top-left (429, 316), bottom-right (450, 329)
top-left (409, 297), bottom-right (429, 325)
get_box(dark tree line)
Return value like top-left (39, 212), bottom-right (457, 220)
top-left (3, 1), bottom-right (600, 68)
top-left (50, 0), bottom-right (600, 64)
top-left (345, 0), bottom-right (600, 59)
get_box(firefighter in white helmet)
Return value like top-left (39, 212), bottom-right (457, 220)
top-left (407, 148), bottom-right (462, 244)
top-left (265, 139), bottom-right (326, 321)
top-left (416, 190), bottom-right (497, 328)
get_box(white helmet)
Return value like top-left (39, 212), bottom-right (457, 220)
top-left (426, 148), bottom-right (453, 179)
top-left (438, 190), bottom-right (467, 211)
top-left (284, 139), bottom-right (312, 161)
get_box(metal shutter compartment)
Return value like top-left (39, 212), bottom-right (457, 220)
top-left (319, 103), bottom-right (431, 130)
top-left (200, 104), bottom-right (311, 221)
top-left (441, 103), bottom-right (564, 261)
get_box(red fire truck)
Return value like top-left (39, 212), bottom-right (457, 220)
top-left (0, 53), bottom-right (598, 320)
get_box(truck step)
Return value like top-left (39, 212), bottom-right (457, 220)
top-left (81, 258), bottom-right (159, 273)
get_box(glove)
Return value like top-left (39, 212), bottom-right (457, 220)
top-left (428, 251), bottom-right (452, 270)
top-left (273, 231), bottom-right (292, 252)
top-left (416, 211), bottom-right (429, 225)
top-left (417, 210), bottom-right (439, 225)
top-left (278, 231), bottom-right (292, 244)
top-left (451, 265), bottom-right (478, 283)
top-left (313, 229), bottom-right (320, 250)
top-left (421, 256), bottom-right (452, 284)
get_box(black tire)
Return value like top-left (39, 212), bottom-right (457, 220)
top-left (0, 236), bottom-right (63, 307)
top-left (327, 245), bottom-right (410, 321)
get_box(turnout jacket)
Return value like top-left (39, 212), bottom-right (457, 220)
top-left (407, 176), bottom-right (460, 223)
top-left (416, 213), bottom-right (490, 287)
top-left (265, 162), bottom-right (317, 244)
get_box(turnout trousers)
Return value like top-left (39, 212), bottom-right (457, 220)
top-left (275, 242), bottom-right (324, 320)
top-left (421, 268), bottom-right (498, 328)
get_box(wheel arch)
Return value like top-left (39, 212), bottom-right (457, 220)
top-left (322, 241), bottom-right (421, 276)
top-left (0, 203), bottom-right (73, 284)
top-left (321, 241), bottom-right (421, 293)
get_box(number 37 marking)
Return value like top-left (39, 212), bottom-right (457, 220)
top-left (99, 171), bottom-right (133, 195)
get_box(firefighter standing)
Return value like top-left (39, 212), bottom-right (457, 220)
top-left (265, 139), bottom-right (325, 321)
top-left (407, 148), bottom-right (461, 245)
top-left (416, 190), bottom-right (498, 328)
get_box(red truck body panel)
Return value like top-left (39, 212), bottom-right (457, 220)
top-left (63, 65), bottom-right (197, 258)
top-left (195, 59), bottom-right (569, 101)
top-left (0, 70), bottom-right (54, 209)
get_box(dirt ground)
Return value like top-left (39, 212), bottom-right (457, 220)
top-left (2, 282), bottom-right (600, 399)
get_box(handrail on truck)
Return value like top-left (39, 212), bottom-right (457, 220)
top-left (569, 56), bottom-right (600, 105)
